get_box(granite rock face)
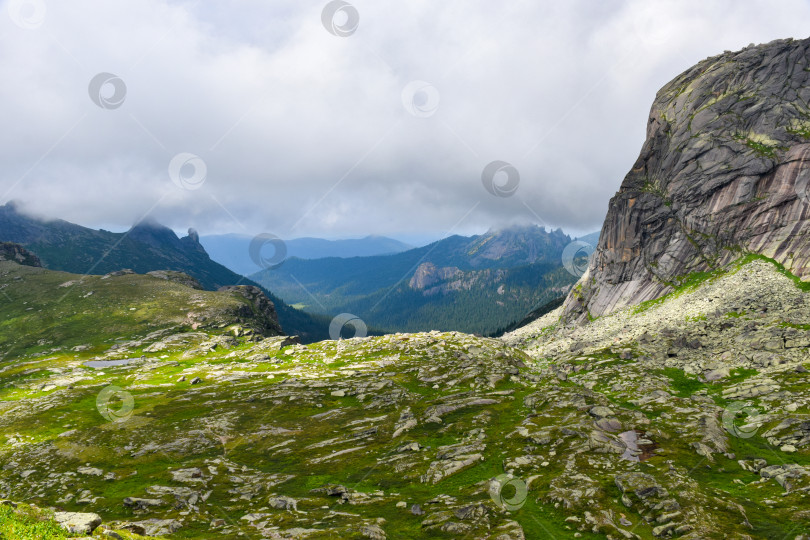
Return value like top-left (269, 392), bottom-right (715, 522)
top-left (564, 37), bottom-right (810, 322)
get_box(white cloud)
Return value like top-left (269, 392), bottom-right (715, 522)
top-left (1, 0), bottom-right (808, 240)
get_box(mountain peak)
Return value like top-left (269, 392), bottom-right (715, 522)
top-left (0, 200), bottom-right (41, 221)
top-left (129, 216), bottom-right (171, 232)
top-left (181, 227), bottom-right (207, 255)
top-left (1, 200), bottom-right (22, 213)
top-left (128, 219), bottom-right (182, 250)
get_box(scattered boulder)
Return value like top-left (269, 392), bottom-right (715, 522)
top-left (53, 512), bottom-right (102, 535)
top-left (268, 496), bottom-right (297, 511)
top-left (588, 406), bottom-right (615, 419)
top-left (123, 497), bottom-right (164, 510)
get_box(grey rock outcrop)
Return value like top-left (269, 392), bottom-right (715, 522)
top-left (147, 270), bottom-right (204, 290)
top-left (564, 37), bottom-right (810, 322)
top-left (218, 285), bottom-right (283, 336)
top-left (409, 262), bottom-right (463, 290)
top-left (53, 511), bottom-right (103, 535)
top-left (0, 242), bottom-right (41, 267)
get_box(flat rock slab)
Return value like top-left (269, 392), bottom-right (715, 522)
top-left (53, 511), bottom-right (103, 535)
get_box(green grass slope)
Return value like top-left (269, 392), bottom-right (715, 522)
top-left (0, 261), bottom-right (280, 360)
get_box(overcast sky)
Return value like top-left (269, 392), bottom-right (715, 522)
top-left (2, 0), bottom-right (809, 243)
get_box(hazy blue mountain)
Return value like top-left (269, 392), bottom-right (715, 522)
top-left (0, 202), bottom-right (329, 342)
top-left (251, 225), bottom-right (580, 335)
top-left (200, 234), bottom-right (414, 276)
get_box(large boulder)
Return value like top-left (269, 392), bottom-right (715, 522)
top-left (564, 37), bottom-right (810, 322)
top-left (53, 511), bottom-right (103, 535)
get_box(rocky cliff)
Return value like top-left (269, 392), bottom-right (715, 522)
top-left (408, 262), bottom-right (464, 290)
top-left (564, 37), bottom-right (810, 322)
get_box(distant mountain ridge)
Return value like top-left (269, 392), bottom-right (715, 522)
top-left (0, 202), bottom-right (599, 337)
top-left (0, 202), bottom-right (328, 342)
top-left (200, 233), bottom-right (413, 276)
top-left (252, 225), bottom-right (582, 335)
